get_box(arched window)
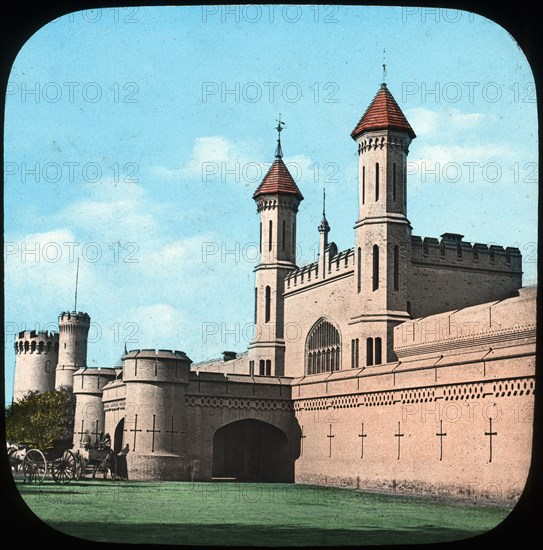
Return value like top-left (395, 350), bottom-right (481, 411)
top-left (46, 341), bottom-right (52, 353)
top-left (265, 359), bottom-right (271, 376)
top-left (45, 360), bottom-right (51, 373)
top-left (366, 337), bottom-right (374, 366)
top-left (375, 162), bottom-right (379, 201)
top-left (282, 220), bottom-right (286, 251)
top-left (362, 166), bottom-right (365, 205)
top-left (259, 359), bottom-right (265, 376)
top-left (351, 338), bottom-right (359, 369)
top-left (306, 318), bottom-right (341, 375)
top-left (38, 341), bottom-right (44, 353)
top-left (393, 163), bottom-right (397, 201)
top-left (372, 245), bottom-right (379, 291)
top-left (375, 337), bottom-right (382, 365)
top-left (268, 220), bottom-right (273, 251)
top-left (393, 245), bottom-right (399, 291)
top-left (31, 341), bottom-right (36, 353)
top-left (265, 286), bottom-right (271, 323)
top-left (24, 341), bottom-right (29, 353)
top-left (357, 247), bottom-right (361, 293)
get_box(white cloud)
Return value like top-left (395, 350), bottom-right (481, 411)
top-left (150, 136), bottom-right (317, 188)
top-left (406, 107), bottom-right (496, 137)
top-left (406, 108), bottom-right (439, 135)
top-left (53, 178), bottom-right (162, 248)
top-left (4, 228), bottom-right (103, 322)
top-left (150, 135), bottom-right (243, 182)
top-left (123, 303), bottom-right (188, 350)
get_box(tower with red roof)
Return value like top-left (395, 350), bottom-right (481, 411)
top-left (248, 118), bottom-right (303, 377)
top-left (350, 82), bottom-right (416, 364)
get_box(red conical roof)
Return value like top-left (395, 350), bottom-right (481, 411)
top-left (351, 83), bottom-right (416, 140)
top-left (253, 158), bottom-right (304, 200)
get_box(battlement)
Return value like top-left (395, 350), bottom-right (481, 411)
top-left (411, 234), bottom-right (522, 272)
top-left (59, 311), bottom-right (91, 324)
top-left (122, 349), bottom-right (193, 384)
top-left (124, 348), bottom-right (192, 361)
top-left (73, 367), bottom-right (117, 394)
top-left (285, 246), bottom-right (355, 292)
top-left (14, 330), bottom-right (59, 355)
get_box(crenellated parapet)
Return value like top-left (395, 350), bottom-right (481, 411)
top-left (285, 246), bottom-right (354, 293)
top-left (122, 349), bottom-right (192, 384)
top-left (13, 329), bottom-right (60, 401)
top-left (411, 233), bottom-right (522, 273)
top-left (14, 330), bottom-right (59, 355)
top-left (58, 311), bottom-right (91, 334)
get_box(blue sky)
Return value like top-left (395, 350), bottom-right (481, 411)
top-left (4, 5), bottom-right (538, 404)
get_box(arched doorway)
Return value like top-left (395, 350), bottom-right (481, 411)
top-left (212, 419), bottom-right (293, 482)
top-left (113, 418), bottom-right (125, 454)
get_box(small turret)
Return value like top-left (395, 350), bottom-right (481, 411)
top-left (249, 117), bottom-right (303, 377)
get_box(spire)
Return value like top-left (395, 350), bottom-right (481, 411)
top-left (73, 257), bottom-right (80, 312)
top-left (351, 82), bottom-right (416, 140)
top-left (382, 48), bottom-right (387, 85)
top-left (275, 113), bottom-right (285, 159)
top-left (318, 187), bottom-right (330, 234)
top-left (253, 117), bottom-right (303, 200)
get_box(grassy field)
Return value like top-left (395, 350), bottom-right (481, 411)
top-left (15, 479), bottom-right (512, 546)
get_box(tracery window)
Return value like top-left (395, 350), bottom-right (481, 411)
top-left (306, 319), bottom-right (341, 375)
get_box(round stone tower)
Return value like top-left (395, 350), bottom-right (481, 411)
top-left (122, 349), bottom-right (192, 480)
top-left (55, 311), bottom-right (91, 391)
top-left (72, 367), bottom-right (117, 449)
top-left (13, 330), bottom-right (59, 401)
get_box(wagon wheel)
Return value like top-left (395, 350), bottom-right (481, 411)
top-left (22, 449), bottom-right (47, 484)
top-left (51, 450), bottom-right (77, 484)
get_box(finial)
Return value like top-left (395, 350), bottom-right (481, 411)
top-left (318, 187), bottom-right (330, 234)
top-left (74, 257), bottom-right (80, 312)
top-left (382, 48), bottom-right (387, 86)
top-left (275, 113), bottom-right (285, 159)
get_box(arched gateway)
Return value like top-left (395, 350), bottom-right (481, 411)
top-left (212, 419), bottom-right (294, 482)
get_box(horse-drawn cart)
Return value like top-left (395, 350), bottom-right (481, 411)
top-left (83, 446), bottom-right (116, 479)
top-left (18, 439), bottom-right (80, 484)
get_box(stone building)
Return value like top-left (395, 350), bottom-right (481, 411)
top-left (13, 82), bottom-right (536, 504)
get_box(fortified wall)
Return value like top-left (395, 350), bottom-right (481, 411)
top-left (290, 287), bottom-right (535, 504)
top-left (100, 351), bottom-right (300, 482)
top-left (409, 233), bottom-right (522, 318)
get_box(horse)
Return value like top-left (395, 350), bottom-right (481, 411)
top-left (7, 443), bottom-right (27, 472)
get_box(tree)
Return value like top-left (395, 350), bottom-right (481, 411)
top-left (5, 388), bottom-right (75, 449)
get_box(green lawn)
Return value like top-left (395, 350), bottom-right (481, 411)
top-left (16, 479), bottom-right (512, 546)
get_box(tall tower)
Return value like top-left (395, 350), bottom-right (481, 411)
top-left (13, 330), bottom-right (59, 401)
top-left (248, 118), bottom-right (303, 377)
top-left (55, 311), bottom-right (91, 390)
top-left (350, 82), bottom-right (416, 364)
